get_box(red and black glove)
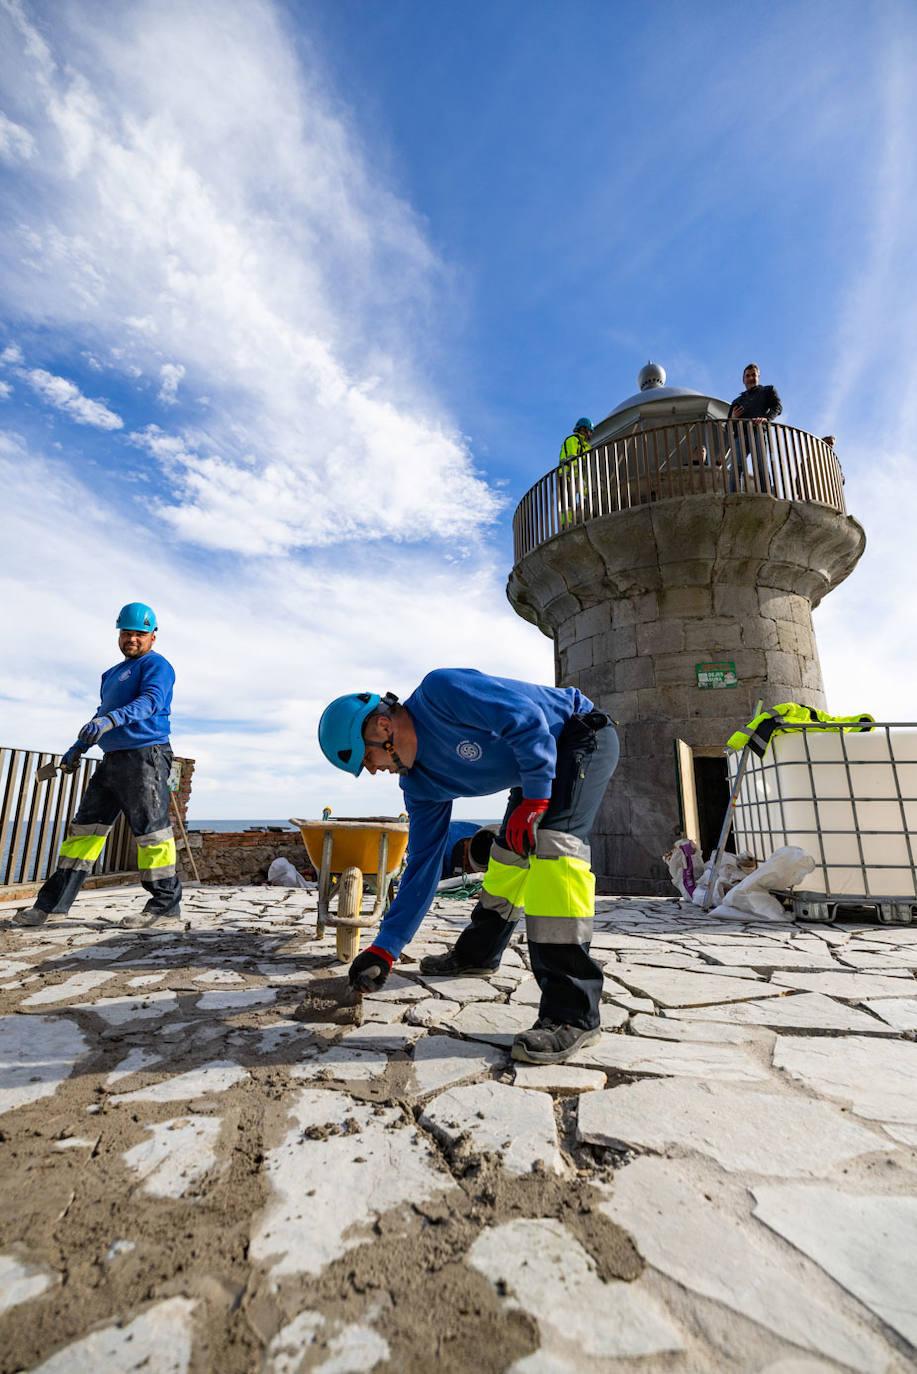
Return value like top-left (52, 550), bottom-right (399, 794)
top-left (505, 798), bottom-right (550, 857)
top-left (349, 945), bottom-right (394, 993)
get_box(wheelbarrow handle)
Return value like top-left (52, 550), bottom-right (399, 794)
top-left (316, 828), bottom-right (334, 940)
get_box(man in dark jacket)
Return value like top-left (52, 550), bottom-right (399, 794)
top-left (727, 363), bottom-right (782, 491)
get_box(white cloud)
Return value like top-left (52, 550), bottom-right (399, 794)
top-left (158, 361), bottom-right (184, 404)
top-left (0, 343), bottom-right (23, 366)
top-left (0, 0), bottom-right (498, 553)
top-left (0, 434), bottom-right (552, 818)
top-left (0, 109), bottom-right (34, 162)
top-left (19, 367), bottom-right (123, 429)
top-left (0, 380), bottom-right (10, 398)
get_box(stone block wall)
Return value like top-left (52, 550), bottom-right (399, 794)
top-left (182, 829), bottom-right (315, 885)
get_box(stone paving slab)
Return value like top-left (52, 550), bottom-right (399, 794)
top-left (2, 885), bottom-right (916, 1372)
top-left (468, 1218), bottom-right (684, 1361)
top-left (753, 1184), bottom-right (917, 1347)
top-left (773, 1035), bottom-right (917, 1127)
top-left (602, 1160), bottom-right (890, 1373)
top-left (578, 1079), bottom-right (892, 1175)
top-left (612, 966), bottom-right (783, 1006)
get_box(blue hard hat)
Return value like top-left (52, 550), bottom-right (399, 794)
top-left (116, 602), bottom-right (158, 632)
top-left (318, 692), bottom-right (381, 776)
top-left (574, 417), bottom-right (593, 431)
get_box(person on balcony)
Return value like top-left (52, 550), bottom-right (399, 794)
top-left (557, 417), bottom-right (593, 527)
top-left (317, 671), bottom-right (619, 1065)
top-left (14, 603), bottom-right (182, 930)
top-left (727, 363), bottom-right (782, 492)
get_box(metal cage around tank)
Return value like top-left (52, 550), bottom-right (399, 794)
top-left (727, 723), bottom-right (917, 921)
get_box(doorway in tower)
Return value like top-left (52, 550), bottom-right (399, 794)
top-left (674, 742), bottom-right (735, 859)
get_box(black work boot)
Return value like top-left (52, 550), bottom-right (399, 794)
top-left (511, 1018), bottom-right (601, 1064)
top-left (419, 949), bottom-right (497, 978)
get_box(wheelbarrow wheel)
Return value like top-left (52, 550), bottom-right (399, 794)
top-left (336, 866), bottom-right (363, 963)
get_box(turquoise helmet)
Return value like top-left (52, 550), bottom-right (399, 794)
top-left (318, 692), bottom-right (381, 776)
top-left (116, 602), bottom-right (157, 632)
top-left (574, 417), bottom-right (593, 432)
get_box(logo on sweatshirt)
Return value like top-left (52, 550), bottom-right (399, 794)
top-left (118, 668), bottom-right (132, 682)
top-left (457, 740), bottom-right (482, 762)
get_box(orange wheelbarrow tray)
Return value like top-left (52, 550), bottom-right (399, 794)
top-left (290, 816), bottom-right (409, 940)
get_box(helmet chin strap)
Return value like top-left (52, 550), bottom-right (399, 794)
top-left (381, 739), bottom-right (410, 775)
top-left (370, 692), bottom-right (410, 773)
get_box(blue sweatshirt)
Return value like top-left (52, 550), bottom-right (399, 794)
top-left (376, 669), bottom-right (591, 958)
top-left (94, 650), bottom-right (175, 751)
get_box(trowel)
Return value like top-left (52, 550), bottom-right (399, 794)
top-left (293, 975), bottom-right (364, 1027)
top-left (36, 743), bottom-right (87, 783)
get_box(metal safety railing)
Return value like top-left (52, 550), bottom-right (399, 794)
top-left (512, 420), bottom-right (847, 563)
top-left (0, 747), bottom-right (134, 889)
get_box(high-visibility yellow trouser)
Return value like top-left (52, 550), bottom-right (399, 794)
top-left (136, 826), bottom-right (177, 880)
top-left (480, 830), bottom-right (595, 946)
top-left (58, 821), bottom-right (113, 872)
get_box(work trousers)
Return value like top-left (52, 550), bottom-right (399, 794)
top-left (35, 745), bottom-right (182, 916)
top-left (726, 421), bottom-right (772, 494)
top-left (452, 712), bottom-right (619, 1029)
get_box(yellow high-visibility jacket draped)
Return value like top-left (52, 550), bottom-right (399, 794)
top-left (727, 703), bottom-right (874, 758)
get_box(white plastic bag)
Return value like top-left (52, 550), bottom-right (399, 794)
top-left (267, 856), bottom-right (309, 888)
top-left (692, 853), bottom-right (744, 909)
top-left (708, 846), bottom-right (815, 921)
top-left (665, 839), bottom-right (704, 899)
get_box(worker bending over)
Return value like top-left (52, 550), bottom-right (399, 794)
top-left (557, 417), bottom-right (593, 527)
top-left (15, 603), bottom-right (181, 929)
top-left (319, 669), bottom-right (619, 1064)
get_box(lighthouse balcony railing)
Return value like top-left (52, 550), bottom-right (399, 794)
top-left (512, 420), bottom-right (847, 564)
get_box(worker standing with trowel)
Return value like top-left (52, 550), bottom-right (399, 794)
top-left (14, 603), bottom-right (182, 930)
top-left (318, 670), bottom-right (619, 1064)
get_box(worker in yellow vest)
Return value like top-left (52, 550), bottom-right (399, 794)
top-left (557, 417), bottom-right (593, 528)
top-left (728, 703), bottom-right (874, 758)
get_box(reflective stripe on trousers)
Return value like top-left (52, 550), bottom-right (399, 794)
top-left (478, 828), bottom-right (594, 945)
top-left (59, 820), bottom-right (115, 871)
top-left (480, 841), bottom-right (528, 922)
top-left (136, 825), bottom-right (176, 875)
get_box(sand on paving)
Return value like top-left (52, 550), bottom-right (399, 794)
top-left (1, 884), bottom-right (916, 1373)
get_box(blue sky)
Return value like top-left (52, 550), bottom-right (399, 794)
top-left (1, 0), bottom-right (915, 818)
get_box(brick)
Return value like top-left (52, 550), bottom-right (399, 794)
top-left (739, 618), bottom-right (779, 650)
top-left (684, 619), bottom-right (742, 652)
top-left (597, 624), bottom-right (637, 662)
top-left (765, 650), bottom-right (804, 688)
top-left (712, 585), bottom-right (759, 619)
top-left (616, 656), bottom-right (654, 690)
top-left (731, 649), bottom-right (767, 680)
top-left (573, 604), bottom-right (611, 639)
top-left (658, 586), bottom-right (713, 619)
top-left (563, 637), bottom-right (594, 674)
top-left (637, 619), bottom-right (684, 656)
top-left (654, 652), bottom-right (702, 686)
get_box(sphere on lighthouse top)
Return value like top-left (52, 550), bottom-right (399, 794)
top-left (593, 361), bottom-right (731, 442)
top-left (638, 361), bottom-right (666, 391)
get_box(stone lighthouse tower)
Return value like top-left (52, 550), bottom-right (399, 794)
top-left (507, 364), bottom-right (865, 894)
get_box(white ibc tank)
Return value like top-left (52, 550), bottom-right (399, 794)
top-left (729, 726), bottom-right (917, 899)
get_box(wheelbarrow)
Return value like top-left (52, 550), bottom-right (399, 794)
top-left (290, 813), bottom-right (410, 962)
